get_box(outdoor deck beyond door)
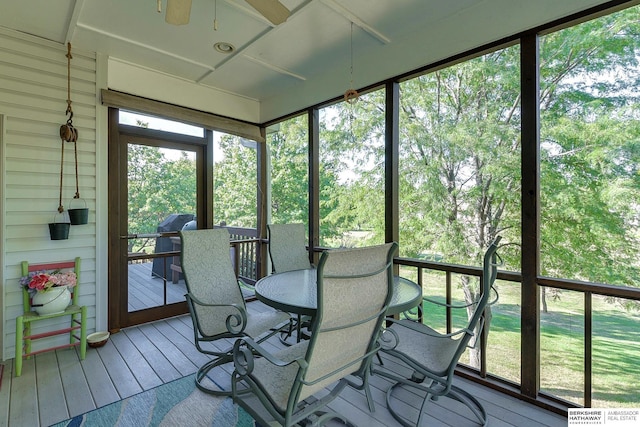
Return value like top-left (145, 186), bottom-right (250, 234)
top-left (128, 261), bottom-right (187, 312)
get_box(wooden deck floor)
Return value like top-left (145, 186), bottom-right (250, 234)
top-left (0, 300), bottom-right (568, 427)
top-left (128, 261), bottom-right (187, 311)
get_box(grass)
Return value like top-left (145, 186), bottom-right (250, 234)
top-left (399, 267), bottom-right (640, 408)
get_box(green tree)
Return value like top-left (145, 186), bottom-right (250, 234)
top-left (269, 117), bottom-right (309, 225)
top-left (268, 8), bottom-right (640, 366)
top-left (128, 145), bottom-right (197, 252)
top-left (213, 135), bottom-right (257, 228)
top-left (319, 92), bottom-right (387, 247)
top-left (539, 9), bottom-right (640, 290)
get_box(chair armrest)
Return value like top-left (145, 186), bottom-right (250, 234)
top-left (233, 337), bottom-right (307, 377)
top-left (380, 318), bottom-right (471, 351)
top-left (186, 293), bottom-right (248, 334)
top-left (187, 292), bottom-right (245, 312)
top-left (403, 284), bottom-right (500, 320)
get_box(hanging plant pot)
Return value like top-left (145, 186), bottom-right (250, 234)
top-left (49, 223), bottom-right (70, 240)
top-left (68, 198), bottom-right (88, 225)
top-left (49, 212), bottom-right (70, 240)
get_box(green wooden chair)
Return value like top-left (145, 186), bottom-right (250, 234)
top-left (232, 242), bottom-right (398, 426)
top-left (373, 237), bottom-right (501, 427)
top-left (15, 257), bottom-right (87, 377)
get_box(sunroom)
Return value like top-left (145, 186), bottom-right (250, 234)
top-left (0, 0), bottom-right (639, 426)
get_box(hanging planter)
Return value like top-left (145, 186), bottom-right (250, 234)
top-left (49, 42), bottom-right (84, 239)
top-left (61, 42), bottom-right (87, 227)
top-left (50, 134), bottom-right (69, 241)
top-left (68, 197), bottom-right (88, 225)
top-left (49, 212), bottom-right (70, 240)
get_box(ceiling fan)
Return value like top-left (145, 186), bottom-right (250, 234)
top-left (162, 0), bottom-right (291, 26)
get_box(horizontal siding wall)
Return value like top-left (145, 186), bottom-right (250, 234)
top-left (0, 27), bottom-right (97, 360)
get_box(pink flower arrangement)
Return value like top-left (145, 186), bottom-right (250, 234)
top-left (20, 270), bottom-right (77, 293)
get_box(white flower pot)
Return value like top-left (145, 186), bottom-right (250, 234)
top-left (32, 287), bottom-right (71, 315)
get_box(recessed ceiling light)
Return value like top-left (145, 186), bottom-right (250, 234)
top-left (214, 42), bottom-right (235, 54)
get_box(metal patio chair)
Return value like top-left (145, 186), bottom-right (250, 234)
top-left (232, 242), bottom-right (398, 426)
top-left (267, 223), bottom-right (313, 343)
top-left (373, 237), bottom-right (501, 427)
top-left (179, 228), bottom-right (291, 395)
top-left (267, 223), bottom-right (313, 273)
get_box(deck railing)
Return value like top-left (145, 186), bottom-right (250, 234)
top-left (394, 256), bottom-right (640, 410)
top-left (226, 226), bottom-right (261, 284)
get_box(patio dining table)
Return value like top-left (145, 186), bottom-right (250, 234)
top-left (255, 268), bottom-right (422, 317)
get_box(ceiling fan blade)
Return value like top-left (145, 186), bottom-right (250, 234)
top-left (246, 0), bottom-right (290, 25)
top-left (166, 0), bottom-right (192, 25)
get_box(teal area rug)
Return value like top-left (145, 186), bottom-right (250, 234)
top-left (51, 374), bottom-right (258, 427)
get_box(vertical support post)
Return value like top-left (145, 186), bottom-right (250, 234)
top-left (257, 126), bottom-right (268, 278)
top-left (384, 81), bottom-right (402, 323)
top-left (308, 107), bottom-right (320, 265)
top-left (520, 33), bottom-right (541, 398)
top-left (385, 81), bottom-right (400, 274)
top-left (204, 129), bottom-right (214, 229)
top-left (107, 107), bottom-right (122, 333)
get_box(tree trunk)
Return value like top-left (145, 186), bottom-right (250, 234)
top-left (462, 275), bottom-right (492, 369)
top-left (541, 286), bottom-right (548, 313)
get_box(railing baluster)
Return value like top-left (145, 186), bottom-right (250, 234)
top-left (417, 266), bottom-right (424, 323)
top-left (585, 291), bottom-right (592, 408)
top-left (446, 271), bottom-right (452, 334)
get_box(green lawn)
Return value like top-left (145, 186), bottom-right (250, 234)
top-left (400, 267), bottom-right (640, 408)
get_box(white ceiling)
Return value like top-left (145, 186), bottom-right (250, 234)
top-left (0, 0), bottom-right (617, 123)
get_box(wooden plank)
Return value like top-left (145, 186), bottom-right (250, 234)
top-left (165, 315), bottom-right (235, 357)
top-left (326, 387), bottom-right (397, 427)
top-left (33, 351), bottom-right (68, 426)
top-left (0, 362), bottom-right (11, 426)
top-left (80, 346), bottom-right (120, 409)
top-left (136, 322), bottom-right (198, 376)
top-left (122, 326), bottom-right (182, 383)
top-left (92, 339), bottom-right (142, 399)
top-left (109, 330), bottom-right (162, 391)
top-left (150, 319), bottom-right (211, 369)
top-left (460, 379), bottom-right (566, 426)
top-left (8, 359), bottom-right (39, 427)
top-left (56, 348), bottom-right (94, 420)
top-left (128, 277), bottom-right (164, 308)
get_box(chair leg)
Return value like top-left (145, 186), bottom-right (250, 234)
top-left (195, 354), bottom-right (235, 396)
top-left (24, 322), bottom-right (32, 359)
top-left (448, 385), bottom-right (488, 426)
top-left (382, 379), bottom-right (488, 427)
top-left (279, 314), bottom-right (310, 346)
top-left (363, 375), bottom-right (376, 413)
top-left (79, 306), bottom-right (87, 360)
top-left (15, 316), bottom-right (23, 377)
top-left (296, 314), bottom-right (302, 342)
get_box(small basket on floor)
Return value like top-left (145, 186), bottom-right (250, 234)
top-left (87, 331), bottom-right (110, 348)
